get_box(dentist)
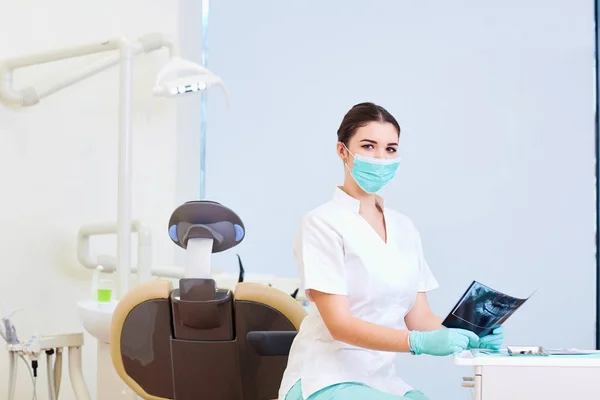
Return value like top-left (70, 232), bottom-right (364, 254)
top-left (279, 102), bottom-right (504, 400)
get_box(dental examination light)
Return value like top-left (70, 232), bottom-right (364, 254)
top-left (153, 56), bottom-right (230, 105)
top-left (0, 32), bottom-right (222, 300)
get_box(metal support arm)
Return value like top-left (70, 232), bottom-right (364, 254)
top-left (0, 32), bottom-right (178, 107)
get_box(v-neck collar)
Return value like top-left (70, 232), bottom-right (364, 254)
top-left (332, 186), bottom-right (386, 215)
top-left (332, 187), bottom-right (390, 244)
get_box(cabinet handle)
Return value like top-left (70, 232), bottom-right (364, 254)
top-left (461, 376), bottom-right (475, 388)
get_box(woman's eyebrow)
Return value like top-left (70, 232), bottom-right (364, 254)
top-left (359, 138), bottom-right (398, 146)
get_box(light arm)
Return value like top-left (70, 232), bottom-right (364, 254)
top-left (0, 38), bottom-right (121, 106)
top-left (2, 38), bottom-right (120, 69)
top-left (0, 32), bottom-right (178, 107)
top-left (37, 52), bottom-right (123, 102)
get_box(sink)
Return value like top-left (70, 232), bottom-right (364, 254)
top-left (77, 299), bottom-right (138, 400)
top-left (77, 300), bottom-right (118, 344)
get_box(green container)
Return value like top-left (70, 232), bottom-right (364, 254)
top-left (97, 289), bottom-right (112, 302)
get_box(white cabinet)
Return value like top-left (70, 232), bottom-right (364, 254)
top-left (454, 351), bottom-right (600, 400)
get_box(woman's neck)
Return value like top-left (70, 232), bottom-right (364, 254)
top-left (341, 180), bottom-right (379, 212)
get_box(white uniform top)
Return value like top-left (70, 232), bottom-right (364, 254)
top-left (278, 187), bottom-right (439, 399)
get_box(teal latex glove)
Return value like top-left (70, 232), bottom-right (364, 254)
top-left (409, 329), bottom-right (480, 356)
top-left (477, 326), bottom-right (504, 351)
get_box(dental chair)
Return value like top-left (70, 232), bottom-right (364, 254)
top-left (110, 201), bottom-right (307, 400)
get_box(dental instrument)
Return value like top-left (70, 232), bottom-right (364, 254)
top-left (3, 307), bottom-right (90, 400)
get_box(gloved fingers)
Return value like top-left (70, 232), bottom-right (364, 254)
top-left (453, 329), bottom-right (480, 348)
top-left (481, 327), bottom-right (504, 346)
top-left (480, 340), bottom-right (503, 350)
top-left (480, 343), bottom-right (502, 351)
top-left (481, 334), bottom-right (503, 344)
top-left (454, 328), bottom-right (479, 341)
top-left (483, 333), bottom-right (503, 342)
top-left (450, 345), bottom-right (465, 355)
top-left (454, 335), bottom-right (469, 350)
top-left (480, 330), bottom-right (503, 350)
top-left (481, 343), bottom-right (502, 350)
top-left (492, 326), bottom-right (504, 335)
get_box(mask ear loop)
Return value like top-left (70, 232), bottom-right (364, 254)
top-left (341, 142), bottom-right (355, 163)
top-left (341, 143), bottom-right (354, 175)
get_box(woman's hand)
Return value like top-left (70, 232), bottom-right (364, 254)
top-left (409, 328), bottom-right (480, 356)
top-left (476, 326), bottom-right (504, 351)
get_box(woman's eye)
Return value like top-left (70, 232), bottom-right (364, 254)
top-left (387, 147), bottom-right (397, 153)
top-left (362, 144), bottom-right (375, 150)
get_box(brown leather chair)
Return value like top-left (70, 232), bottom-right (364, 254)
top-left (110, 278), bottom-right (306, 400)
top-left (109, 200), bottom-right (307, 400)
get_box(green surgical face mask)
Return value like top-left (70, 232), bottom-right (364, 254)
top-left (343, 143), bottom-right (401, 193)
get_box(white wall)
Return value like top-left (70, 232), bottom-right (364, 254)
top-left (0, 2), bottom-right (180, 399)
top-left (201, 1), bottom-right (596, 399)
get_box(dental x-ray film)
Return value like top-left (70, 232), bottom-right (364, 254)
top-left (442, 281), bottom-right (533, 337)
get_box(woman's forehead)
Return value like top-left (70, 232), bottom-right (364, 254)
top-left (351, 122), bottom-right (399, 143)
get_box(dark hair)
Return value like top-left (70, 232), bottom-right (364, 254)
top-left (337, 102), bottom-right (401, 145)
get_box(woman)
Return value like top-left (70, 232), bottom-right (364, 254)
top-left (279, 102), bottom-right (504, 400)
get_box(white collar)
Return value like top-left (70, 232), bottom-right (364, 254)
top-left (332, 186), bottom-right (385, 214)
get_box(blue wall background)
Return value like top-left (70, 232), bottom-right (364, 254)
top-left (179, 1), bottom-right (597, 398)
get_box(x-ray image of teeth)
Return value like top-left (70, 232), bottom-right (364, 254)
top-left (442, 281), bottom-right (533, 337)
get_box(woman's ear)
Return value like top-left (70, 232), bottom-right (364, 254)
top-left (336, 142), bottom-right (347, 162)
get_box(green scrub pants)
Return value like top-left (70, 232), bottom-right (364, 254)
top-left (285, 380), bottom-right (430, 400)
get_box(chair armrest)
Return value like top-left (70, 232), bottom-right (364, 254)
top-left (246, 331), bottom-right (298, 356)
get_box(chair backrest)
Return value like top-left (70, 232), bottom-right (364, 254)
top-left (110, 280), bottom-right (308, 400)
top-left (111, 280), bottom-right (174, 400)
